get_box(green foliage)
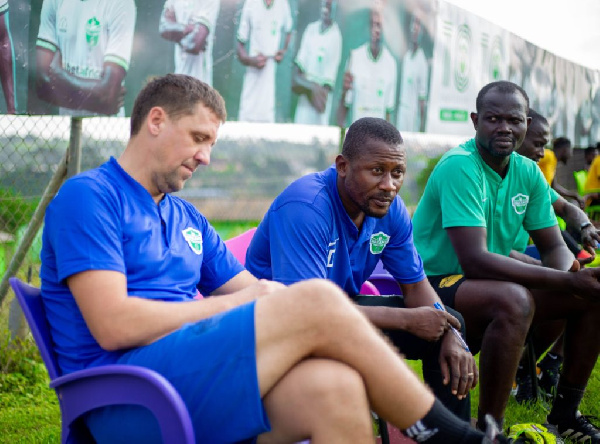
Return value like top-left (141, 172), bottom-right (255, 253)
top-left (211, 220), bottom-right (260, 240)
top-left (0, 188), bottom-right (39, 235)
top-left (415, 153), bottom-right (444, 199)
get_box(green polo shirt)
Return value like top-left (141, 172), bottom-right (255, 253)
top-left (513, 187), bottom-right (560, 253)
top-left (413, 138), bottom-right (556, 276)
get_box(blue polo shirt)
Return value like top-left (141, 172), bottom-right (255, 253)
top-left (40, 157), bottom-right (244, 374)
top-left (245, 165), bottom-right (425, 295)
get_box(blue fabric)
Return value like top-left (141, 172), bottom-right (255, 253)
top-left (85, 301), bottom-right (270, 444)
top-left (246, 165), bottom-right (425, 296)
top-left (40, 157), bottom-right (244, 373)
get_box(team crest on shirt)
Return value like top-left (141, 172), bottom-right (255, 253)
top-left (86, 17), bottom-right (101, 48)
top-left (511, 193), bottom-right (529, 215)
top-left (182, 227), bottom-right (203, 255)
top-left (370, 232), bottom-right (390, 254)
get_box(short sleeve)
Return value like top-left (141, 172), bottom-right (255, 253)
top-left (281, 0), bottom-right (293, 33)
top-left (294, 24), bottom-right (310, 72)
top-left (197, 221), bottom-right (245, 295)
top-left (436, 156), bottom-right (487, 229)
top-left (268, 202), bottom-right (331, 285)
top-left (45, 177), bottom-right (125, 283)
top-left (523, 166), bottom-right (557, 232)
top-left (105, 0), bottom-right (136, 71)
top-left (385, 54), bottom-right (397, 113)
top-left (237, 0), bottom-right (251, 43)
top-left (36, 0), bottom-right (59, 52)
top-left (323, 27), bottom-right (342, 88)
top-left (191, 0), bottom-right (220, 31)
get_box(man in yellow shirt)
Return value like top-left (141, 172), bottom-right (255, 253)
top-left (584, 150), bottom-right (600, 208)
top-left (538, 137), bottom-right (585, 208)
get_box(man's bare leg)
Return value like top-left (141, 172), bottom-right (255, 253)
top-left (255, 279), bottom-right (454, 434)
top-left (453, 280), bottom-right (534, 426)
top-left (258, 359), bottom-right (372, 443)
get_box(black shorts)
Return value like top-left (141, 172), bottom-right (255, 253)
top-left (427, 274), bottom-right (466, 309)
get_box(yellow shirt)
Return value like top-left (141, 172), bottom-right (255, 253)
top-left (537, 148), bottom-right (557, 185)
top-left (585, 155), bottom-right (600, 193)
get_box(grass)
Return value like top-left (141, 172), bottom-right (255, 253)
top-left (0, 223), bottom-right (598, 442)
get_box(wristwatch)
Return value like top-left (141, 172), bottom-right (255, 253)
top-left (580, 221), bottom-right (593, 230)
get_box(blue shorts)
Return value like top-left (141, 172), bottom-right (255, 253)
top-left (85, 300), bottom-right (270, 444)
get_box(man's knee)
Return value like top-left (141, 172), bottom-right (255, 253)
top-left (302, 360), bottom-right (368, 408)
top-left (289, 279), bottom-right (361, 320)
top-left (491, 282), bottom-right (534, 322)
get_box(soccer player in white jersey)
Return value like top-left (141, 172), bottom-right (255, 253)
top-left (397, 16), bottom-right (429, 133)
top-left (292, 0), bottom-right (341, 126)
top-left (236, 0), bottom-right (293, 123)
top-left (159, 0), bottom-right (220, 87)
top-left (336, 0), bottom-right (397, 127)
top-left (35, 0), bottom-right (136, 117)
top-left (0, 0), bottom-right (16, 114)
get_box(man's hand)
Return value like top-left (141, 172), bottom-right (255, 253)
top-left (164, 7), bottom-right (176, 23)
top-left (569, 267), bottom-right (600, 301)
top-left (439, 331), bottom-right (478, 399)
top-left (253, 53), bottom-right (267, 69)
top-left (576, 196), bottom-right (586, 210)
top-left (581, 225), bottom-right (600, 256)
top-left (309, 84), bottom-right (329, 113)
top-left (341, 71), bottom-right (353, 93)
top-left (403, 306), bottom-right (461, 342)
top-left (274, 49), bottom-right (286, 63)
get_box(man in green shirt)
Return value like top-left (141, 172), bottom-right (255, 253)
top-left (412, 81), bottom-right (600, 443)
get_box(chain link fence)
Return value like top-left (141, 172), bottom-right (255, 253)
top-left (0, 114), bottom-right (475, 333)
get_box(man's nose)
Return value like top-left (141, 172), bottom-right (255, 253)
top-left (379, 173), bottom-right (396, 191)
top-left (195, 146), bottom-right (211, 165)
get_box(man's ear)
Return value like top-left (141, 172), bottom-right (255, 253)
top-left (335, 154), bottom-right (348, 177)
top-left (470, 112), bottom-right (478, 130)
top-left (147, 106), bottom-right (167, 136)
top-left (526, 116), bottom-right (532, 128)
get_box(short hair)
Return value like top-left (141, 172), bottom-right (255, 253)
top-left (553, 137), bottom-right (571, 150)
top-left (585, 146), bottom-right (598, 156)
top-left (130, 74), bottom-right (227, 136)
top-left (342, 117), bottom-right (403, 160)
top-left (475, 81), bottom-right (529, 113)
top-left (527, 108), bottom-right (548, 126)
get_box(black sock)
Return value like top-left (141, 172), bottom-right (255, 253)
top-left (548, 379), bottom-right (586, 422)
top-left (477, 409), bottom-right (503, 433)
top-left (403, 399), bottom-right (485, 444)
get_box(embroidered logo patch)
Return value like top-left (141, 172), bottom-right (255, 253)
top-left (370, 232), bottom-right (390, 254)
top-left (511, 193), bottom-right (529, 215)
top-left (182, 227), bottom-right (203, 255)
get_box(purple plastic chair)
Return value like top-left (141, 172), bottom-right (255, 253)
top-left (9, 277), bottom-right (195, 444)
top-left (367, 261), bottom-right (402, 295)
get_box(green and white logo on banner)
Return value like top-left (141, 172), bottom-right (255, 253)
top-left (454, 24), bottom-right (471, 92)
top-left (86, 17), bottom-right (101, 48)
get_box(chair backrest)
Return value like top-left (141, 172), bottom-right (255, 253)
top-left (574, 170), bottom-right (588, 196)
top-left (368, 261), bottom-right (402, 295)
top-left (9, 277), bottom-right (61, 380)
top-left (224, 227), bottom-right (257, 265)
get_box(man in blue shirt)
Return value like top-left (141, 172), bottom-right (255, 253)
top-left (41, 74), bottom-right (493, 443)
top-left (246, 117), bottom-right (476, 422)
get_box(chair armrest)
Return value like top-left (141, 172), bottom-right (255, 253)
top-left (51, 365), bottom-right (194, 444)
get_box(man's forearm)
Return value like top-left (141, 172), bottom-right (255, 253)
top-left (38, 63), bottom-right (124, 114)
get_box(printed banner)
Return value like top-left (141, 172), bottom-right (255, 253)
top-left (1, 0), bottom-right (598, 144)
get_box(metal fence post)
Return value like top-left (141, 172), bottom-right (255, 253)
top-left (0, 118), bottom-right (82, 334)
